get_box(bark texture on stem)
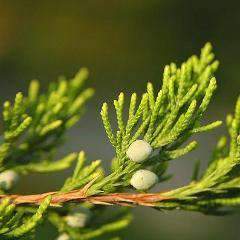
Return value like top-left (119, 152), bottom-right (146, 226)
top-left (0, 190), bottom-right (171, 207)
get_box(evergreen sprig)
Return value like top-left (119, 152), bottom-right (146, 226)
top-left (1, 68), bottom-right (94, 174)
top-left (101, 42), bottom-right (221, 183)
top-left (0, 43), bottom-right (239, 239)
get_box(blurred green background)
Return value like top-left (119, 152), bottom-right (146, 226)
top-left (0, 0), bottom-right (239, 239)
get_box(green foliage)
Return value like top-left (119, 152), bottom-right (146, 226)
top-left (101, 42), bottom-right (221, 182)
top-left (49, 207), bottom-right (132, 240)
top-left (0, 43), bottom-right (240, 239)
top-left (0, 196), bottom-right (51, 239)
top-left (61, 151), bottom-right (104, 193)
top-left (1, 68), bottom-right (94, 173)
top-left (154, 98), bottom-right (240, 214)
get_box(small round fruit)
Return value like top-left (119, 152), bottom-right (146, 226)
top-left (130, 169), bottom-right (158, 190)
top-left (65, 206), bottom-right (91, 228)
top-left (56, 233), bottom-right (70, 240)
top-left (0, 170), bottom-right (19, 190)
top-left (126, 140), bottom-right (152, 163)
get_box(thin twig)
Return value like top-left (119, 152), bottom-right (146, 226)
top-left (0, 190), bottom-right (171, 207)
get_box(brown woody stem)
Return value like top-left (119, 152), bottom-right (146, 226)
top-left (0, 189), bottom-right (171, 207)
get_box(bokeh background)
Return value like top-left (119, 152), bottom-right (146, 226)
top-left (0, 0), bottom-right (240, 239)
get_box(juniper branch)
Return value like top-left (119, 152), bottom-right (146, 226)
top-left (0, 43), bottom-right (240, 240)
